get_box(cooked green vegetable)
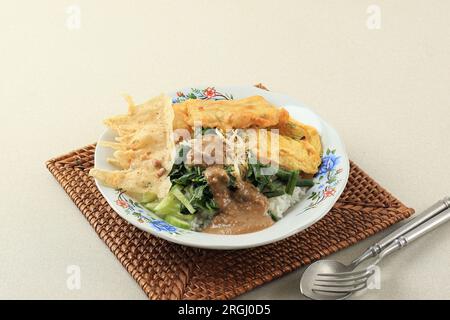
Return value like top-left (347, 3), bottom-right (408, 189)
top-left (276, 167), bottom-right (313, 187)
top-left (275, 168), bottom-right (293, 181)
top-left (246, 156), bottom-right (273, 193)
top-left (171, 185), bottom-right (196, 214)
top-left (246, 154), bottom-right (292, 198)
top-left (169, 155), bottom-right (218, 217)
top-left (165, 215), bottom-right (192, 229)
top-left (285, 170), bottom-right (299, 195)
top-left (224, 166), bottom-right (237, 189)
top-left (269, 211), bottom-right (281, 221)
top-left (296, 179), bottom-right (314, 187)
top-left (264, 190), bottom-right (286, 198)
top-left (140, 192), bottom-right (157, 203)
top-left (142, 186), bottom-right (195, 228)
top-left (144, 200), bottom-right (160, 211)
top-left (154, 193), bottom-right (181, 217)
top-left (245, 153), bottom-right (315, 198)
top-left (167, 211), bottom-right (195, 222)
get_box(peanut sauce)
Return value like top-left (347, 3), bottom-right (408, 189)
top-left (202, 166), bottom-right (273, 235)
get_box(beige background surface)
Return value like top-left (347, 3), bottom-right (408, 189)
top-left (1, 0), bottom-right (449, 299)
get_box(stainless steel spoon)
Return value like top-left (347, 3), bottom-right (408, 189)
top-left (300, 197), bottom-right (450, 300)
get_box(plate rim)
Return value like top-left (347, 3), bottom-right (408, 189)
top-left (93, 85), bottom-right (349, 249)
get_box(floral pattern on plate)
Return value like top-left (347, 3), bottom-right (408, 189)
top-left (299, 148), bottom-right (343, 213)
top-left (172, 87), bottom-right (233, 103)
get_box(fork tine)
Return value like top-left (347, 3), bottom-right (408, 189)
top-left (315, 272), bottom-right (372, 283)
top-left (317, 268), bottom-right (374, 279)
top-left (312, 283), bottom-right (367, 294)
top-left (313, 279), bottom-right (367, 289)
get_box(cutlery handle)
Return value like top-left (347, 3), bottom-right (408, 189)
top-left (379, 207), bottom-right (450, 258)
top-left (350, 197), bottom-right (450, 267)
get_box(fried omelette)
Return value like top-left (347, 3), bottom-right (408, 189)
top-left (174, 95), bottom-right (289, 130)
top-left (276, 116), bottom-right (322, 155)
top-left (250, 129), bottom-right (322, 174)
top-left (173, 95), bottom-right (323, 174)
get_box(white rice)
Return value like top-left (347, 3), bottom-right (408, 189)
top-left (268, 186), bottom-right (307, 220)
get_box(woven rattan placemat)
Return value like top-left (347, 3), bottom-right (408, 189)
top-left (46, 144), bottom-right (413, 299)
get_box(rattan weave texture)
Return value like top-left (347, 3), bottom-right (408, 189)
top-left (46, 144), bottom-right (413, 299)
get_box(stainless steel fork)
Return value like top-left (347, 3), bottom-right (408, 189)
top-left (312, 206), bottom-right (450, 295)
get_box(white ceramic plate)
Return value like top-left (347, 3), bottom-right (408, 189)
top-left (93, 86), bottom-right (349, 249)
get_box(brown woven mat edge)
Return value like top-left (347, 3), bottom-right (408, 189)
top-left (339, 161), bottom-right (413, 212)
top-left (46, 145), bottom-right (157, 299)
top-left (46, 145), bottom-right (414, 300)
